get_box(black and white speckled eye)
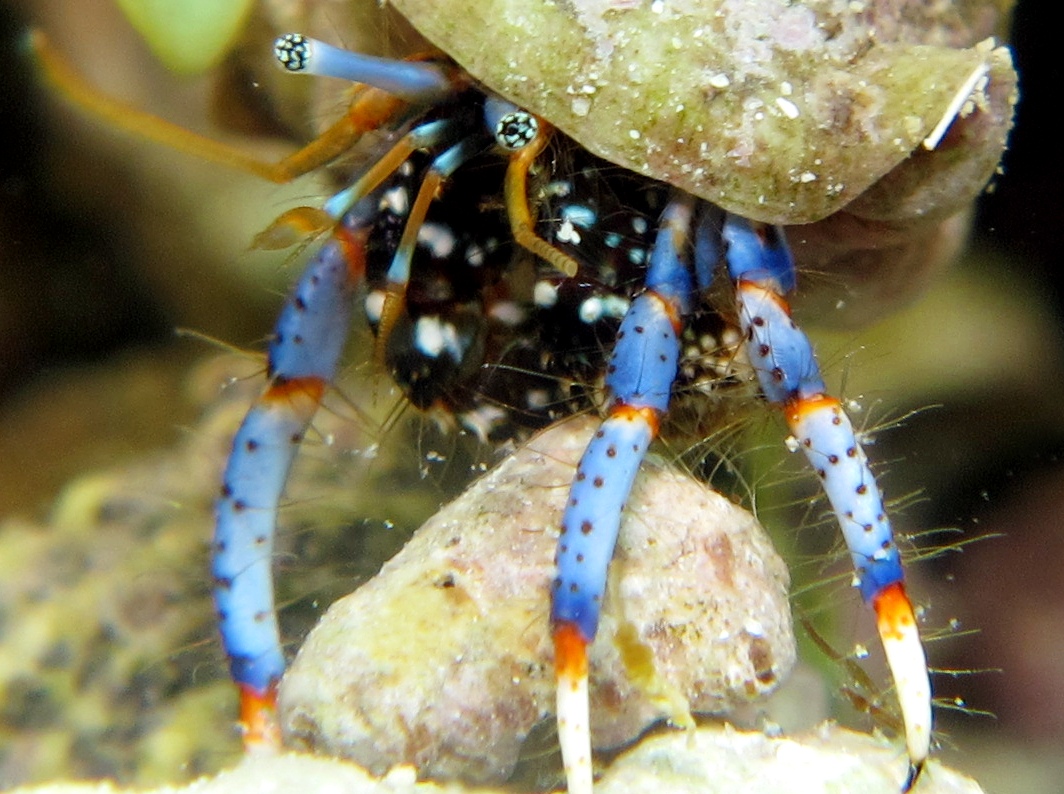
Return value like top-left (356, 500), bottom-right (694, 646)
top-left (274, 32), bottom-right (310, 72)
top-left (482, 93), bottom-right (539, 151)
top-left (493, 109), bottom-right (538, 151)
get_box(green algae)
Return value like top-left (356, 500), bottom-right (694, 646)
top-left (392, 0), bottom-right (1017, 224)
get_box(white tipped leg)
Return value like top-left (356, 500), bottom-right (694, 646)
top-left (555, 624), bottom-right (594, 794)
top-left (874, 582), bottom-right (932, 791)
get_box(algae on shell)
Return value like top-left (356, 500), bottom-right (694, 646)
top-left (391, 0), bottom-right (1017, 225)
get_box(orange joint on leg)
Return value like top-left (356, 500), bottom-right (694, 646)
top-left (738, 278), bottom-right (792, 313)
top-left (263, 376), bottom-right (326, 413)
top-left (554, 621), bottom-right (594, 794)
top-left (334, 225), bottom-right (370, 282)
top-left (784, 393), bottom-right (840, 426)
top-left (873, 580), bottom-right (917, 639)
top-left (644, 290), bottom-right (685, 335)
top-left (553, 621), bottom-right (589, 683)
top-left (238, 682), bottom-right (281, 750)
top-left (608, 403), bottom-right (662, 438)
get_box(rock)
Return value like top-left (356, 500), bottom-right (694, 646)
top-left (598, 723), bottom-right (986, 793)
top-left (6, 725), bottom-right (985, 794)
top-left (279, 415), bottom-right (796, 783)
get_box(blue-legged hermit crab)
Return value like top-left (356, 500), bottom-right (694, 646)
top-left (32, 1), bottom-right (1016, 791)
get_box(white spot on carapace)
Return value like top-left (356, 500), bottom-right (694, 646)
top-left (488, 300), bottom-right (526, 326)
top-left (526, 388), bottom-right (551, 409)
top-left (459, 403), bottom-right (508, 442)
top-left (414, 315), bottom-right (463, 360)
top-left (579, 296), bottom-right (604, 324)
top-left (380, 185), bottom-right (409, 216)
top-left (627, 247), bottom-right (647, 266)
top-left (417, 222), bottom-right (457, 259)
top-left (562, 203), bottom-right (597, 229)
top-left (601, 294), bottom-right (631, 319)
top-left (534, 280), bottom-right (559, 308)
top-left (465, 243), bottom-right (485, 267)
top-left (364, 290), bottom-right (385, 323)
top-left (547, 179), bottom-right (573, 198)
top-left (556, 219), bottom-right (582, 245)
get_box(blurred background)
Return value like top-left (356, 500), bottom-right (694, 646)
top-left (0, 0), bottom-right (1061, 791)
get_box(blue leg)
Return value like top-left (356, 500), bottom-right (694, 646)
top-left (551, 196), bottom-right (696, 794)
top-left (213, 205), bottom-right (373, 746)
top-left (216, 34), bottom-right (582, 749)
top-left (723, 215), bottom-right (931, 791)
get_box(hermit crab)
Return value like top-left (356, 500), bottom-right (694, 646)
top-left (32, 0), bottom-right (1016, 791)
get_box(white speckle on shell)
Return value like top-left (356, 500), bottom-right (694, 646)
top-left (390, 0), bottom-right (1017, 225)
top-left (775, 96), bottom-right (800, 119)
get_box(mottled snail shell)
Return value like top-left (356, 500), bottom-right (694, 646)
top-left (390, 0), bottom-right (1018, 227)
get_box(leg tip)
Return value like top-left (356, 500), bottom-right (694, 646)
top-left (901, 758), bottom-right (925, 792)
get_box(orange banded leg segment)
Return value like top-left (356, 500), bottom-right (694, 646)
top-left (321, 117), bottom-right (464, 220)
top-left (213, 202), bottom-right (370, 747)
top-left (550, 198), bottom-right (694, 793)
top-left (724, 213), bottom-right (932, 789)
top-left (214, 376), bottom-right (326, 747)
top-left (238, 682), bottom-right (281, 750)
top-left (372, 135), bottom-right (486, 365)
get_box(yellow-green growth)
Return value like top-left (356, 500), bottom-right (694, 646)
top-left (615, 622), bottom-right (695, 731)
top-left (114, 0), bottom-right (255, 73)
top-left (392, 0), bottom-right (1016, 225)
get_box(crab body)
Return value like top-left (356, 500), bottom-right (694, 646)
top-left (30, 2), bottom-right (1018, 791)
top-left (205, 33), bottom-right (940, 790)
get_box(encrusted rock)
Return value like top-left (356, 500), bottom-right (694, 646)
top-left (4, 725), bottom-right (987, 794)
top-left (596, 723), bottom-right (986, 793)
top-left (279, 415), bottom-right (795, 783)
